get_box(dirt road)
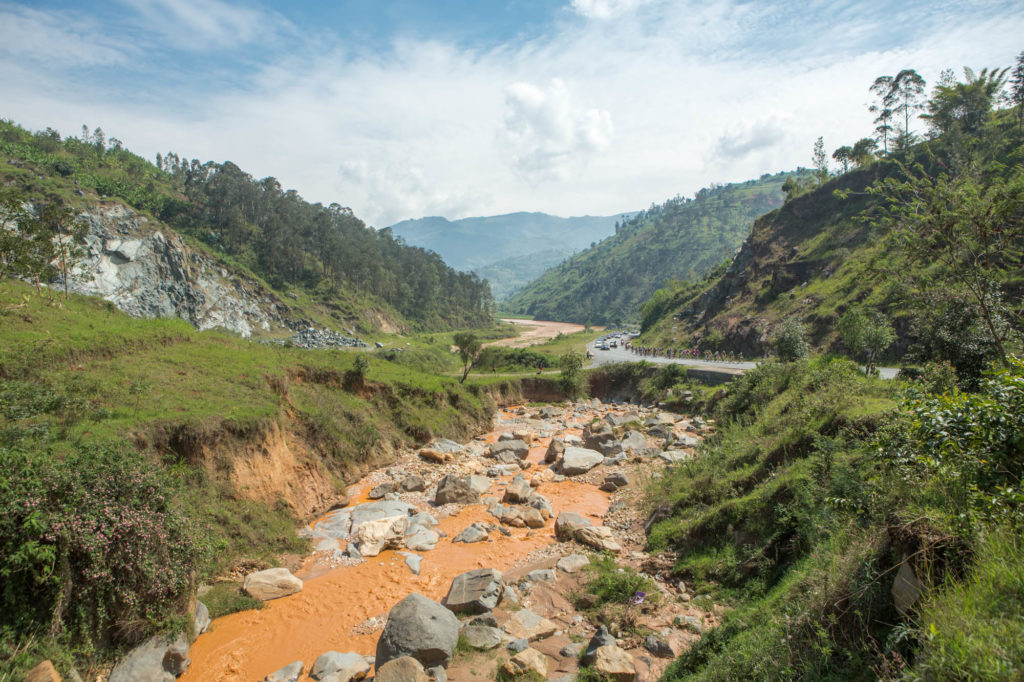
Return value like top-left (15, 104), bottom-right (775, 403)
top-left (487, 318), bottom-right (590, 349)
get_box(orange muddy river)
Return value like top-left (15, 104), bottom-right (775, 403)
top-left (181, 412), bottom-right (610, 682)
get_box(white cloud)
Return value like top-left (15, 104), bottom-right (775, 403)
top-left (118, 0), bottom-right (287, 49)
top-left (0, 6), bottom-right (129, 66)
top-left (502, 79), bottom-right (613, 183)
top-left (570, 0), bottom-right (654, 20)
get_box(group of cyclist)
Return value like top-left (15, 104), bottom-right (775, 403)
top-left (624, 342), bottom-right (743, 363)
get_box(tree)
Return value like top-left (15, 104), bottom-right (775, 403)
top-left (453, 332), bottom-right (482, 383)
top-left (869, 160), bottom-right (1024, 371)
top-left (832, 145), bottom-right (853, 174)
top-left (812, 137), bottom-right (829, 185)
top-left (891, 69), bottom-right (926, 149)
top-left (0, 191), bottom-right (58, 291)
top-left (558, 350), bottom-right (586, 399)
top-left (772, 318), bottom-right (809, 362)
top-left (924, 66), bottom-right (1008, 136)
top-left (1011, 51), bottom-right (1024, 133)
top-left (850, 138), bottom-right (878, 167)
top-left (869, 75), bottom-right (896, 154)
top-left (838, 307), bottom-right (894, 372)
top-left (41, 202), bottom-right (87, 299)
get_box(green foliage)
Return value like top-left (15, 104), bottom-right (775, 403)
top-left (577, 554), bottom-right (659, 609)
top-left (453, 332), bottom-right (482, 383)
top-left (558, 350), bottom-right (586, 399)
top-left (0, 190), bottom-right (58, 285)
top-left (924, 66), bottom-right (1009, 136)
top-left (506, 173), bottom-right (789, 325)
top-left (837, 307), bottom-right (894, 368)
top-left (200, 582), bottom-right (264, 620)
top-left (772, 318), bottom-right (809, 362)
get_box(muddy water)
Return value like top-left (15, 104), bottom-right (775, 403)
top-left (181, 412), bottom-right (611, 682)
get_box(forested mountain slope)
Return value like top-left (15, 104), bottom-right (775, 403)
top-left (504, 173), bottom-right (788, 325)
top-left (387, 211), bottom-right (630, 300)
top-left (0, 119), bottom-right (493, 332)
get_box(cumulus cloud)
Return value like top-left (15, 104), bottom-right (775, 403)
top-left (714, 118), bottom-right (788, 160)
top-left (502, 79), bottom-right (613, 183)
top-left (571, 0), bottom-right (654, 20)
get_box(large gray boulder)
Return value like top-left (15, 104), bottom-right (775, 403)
top-left (193, 600), bottom-right (210, 636)
top-left (581, 625), bottom-right (618, 666)
top-left (404, 525), bottom-right (440, 552)
top-left (544, 437), bottom-right (565, 463)
top-left (555, 511), bottom-right (592, 541)
top-left (620, 430), bottom-right (647, 453)
top-left (558, 447), bottom-right (604, 476)
top-left (375, 593), bottom-right (460, 668)
top-left (460, 625), bottom-right (503, 650)
top-left (243, 568), bottom-right (303, 601)
top-left (108, 633), bottom-right (190, 682)
top-left (452, 522), bottom-right (490, 543)
top-left (444, 568), bottom-right (503, 614)
top-left (503, 475), bottom-right (532, 503)
top-left (434, 475), bottom-right (479, 505)
top-left (488, 440), bottom-right (529, 460)
top-left (264, 661), bottom-right (303, 682)
top-left (374, 656), bottom-right (429, 682)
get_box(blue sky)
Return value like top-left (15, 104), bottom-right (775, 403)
top-left (2, 0), bottom-right (1022, 225)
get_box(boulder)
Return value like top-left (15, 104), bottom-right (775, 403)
top-left (404, 525), bottom-right (440, 552)
top-left (597, 439), bottom-right (624, 456)
top-left (558, 447), bottom-right (604, 476)
top-left (530, 468), bottom-right (555, 487)
top-left (444, 568), bottom-right (503, 614)
top-left (368, 481), bottom-right (396, 499)
top-left (620, 430), bottom-right (647, 452)
top-left (452, 522), bottom-right (490, 543)
top-left (310, 651), bottom-right (371, 681)
top-left (644, 635), bottom-right (674, 658)
top-left (583, 422), bottom-right (614, 450)
top-left (593, 645), bottom-right (636, 681)
top-left (488, 503), bottom-right (526, 528)
top-left (503, 475), bottom-right (532, 503)
top-left (264, 661), bottom-right (303, 682)
top-left (193, 600), bottom-right (211, 636)
top-left (486, 464), bottom-right (520, 477)
top-left (601, 472), bottom-right (629, 491)
top-left (429, 438), bottom-right (466, 454)
top-left (399, 475), bottom-right (426, 492)
top-left (375, 593), bottom-right (460, 668)
top-left (351, 515), bottom-right (409, 557)
top-left (401, 552), bottom-right (423, 575)
top-left (488, 440), bottom-right (529, 460)
top-left (434, 475), bottom-right (479, 506)
top-left (521, 507), bottom-right (545, 528)
top-left (502, 608), bottom-right (557, 642)
top-left (555, 511), bottom-right (592, 540)
top-left (243, 568), bottom-right (302, 601)
top-left (374, 656), bottom-right (429, 682)
top-left (460, 625), bottom-right (502, 650)
top-left (575, 525), bottom-right (622, 553)
top-left (528, 494), bottom-right (553, 518)
top-left (581, 625), bottom-right (618, 666)
top-left (512, 429), bottom-right (534, 442)
top-left (556, 554), bottom-right (590, 573)
top-left (466, 475), bottom-right (491, 495)
top-left (526, 569), bottom-right (556, 583)
top-left (108, 633), bottom-right (190, 682)
top-left (497, 432), bottom-right (515, 442)
top-left (501, 648), bottom-right (548, 679)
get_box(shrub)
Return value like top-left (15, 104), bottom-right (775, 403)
top-left (772, 318), bottom-right (809, 362)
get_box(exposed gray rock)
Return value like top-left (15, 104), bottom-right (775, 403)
top-left (506, 638), bottom-right (529, 653)
top-left (466, 475), bottom-right (491, 495)
top-left (460, 625), bottom-right (503, 650)
top-left (659, 450), bottom-right (692, 464)
top-left (374, 656), bottom-right (429, 682)
top-left (556, 554), bottom-right (590, 573)
top-left (369, 481), bottom-right (396, 499)
top-left (404, 525), bottom-right (440, 552)
top-left (310, 651), bottom-right (371, 681)
top-left (555, 511), bottom-right (592, 540)
top-left (581, 625), bottom-right (617, 666)
top-left (560, 642), bottom-right (585, 658)
top-left (486, 464), bottom-right (521, 477)
top-left (108, 633), bottom-right (190, 682)
top-left (428, 438), bottom-right (466, 454)
top-left (452, 522), bottom-right (490, 543)
top-left (644, 635), bottom-right (674, 658)
top-left (526, 569), bottom-right (556, 583)
top-left (558, 447), bottom-right (604, 476)
top-left (620, 430), bottom-right (647, 452)
top-left (488, 440), bottom-right (529, 460)
top-left (193, 600), bottom-right (210, 636)
top-left (434, 475), bottom-right (479, 505)
top-left (444, 568), bottom-right (503, 615)
top-left (264, 660), bottom-right (303, 682)
top-left (503, 475), bottom-right (532, 503)
top-left (544, 437), bottom-right (565, 463)
top-left (503, 608), bottom-right (557, 642)
top-left (400, 475), bottom-right (426, 492)
top-left (401, 552), bottom-right (423, 575)
top-left (575, 525), bottom-right (622, 553)
top-left (375, 593), bottom-right (460, 668)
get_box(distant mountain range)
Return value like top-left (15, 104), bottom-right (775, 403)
top-left (385, 211), bottom-right (632, 300)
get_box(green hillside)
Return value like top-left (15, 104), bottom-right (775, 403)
top-left (504, 173), bottom-right (788, 325)
top-left (0, 119), bottom-right (493, 331)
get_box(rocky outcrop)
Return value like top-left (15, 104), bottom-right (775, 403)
top-left (67, 203), bottom-right (289, 337)
top-left (375, 593), bottom-right (460, 669)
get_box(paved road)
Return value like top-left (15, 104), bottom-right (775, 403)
top-left (585, 340), bottom-right (899, 379)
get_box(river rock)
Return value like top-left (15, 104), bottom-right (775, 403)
top-left (502, 608), bottom-right (557, 642)
top-left (620, 430), bottom-right (647, 452)
top-left (593, 645), bottom-right (636, 681)
top-left (264, 660), bottom-right (303, 682)
top-left (374, 656), bottom-right (429, 682)
top-left (444, 568), bottom-right (503, 614)
top-left (556, 554), bottom-right (590, 573)
top-left (399, 475), bottom-right (426, 492)
top-left (460, 625), bottom-right (503, 650)
top-left (452, 522), bottom-right (490, 543)
top-left (659, 450), bottom-right (692, 464)
top-left (351, 515), bottom-right (409, 557)
top-left (575, 525), bottom-right (622, 552)
top-left (488, 502), bottom-right (526, 527)
top-left (544, 437), bottom-right (565, 463)
top-left (581, 625), bottom-right (618, 666)
top-left (503, 475), bottom-right (532, 503)
top-left (404, 525), bottom-right (440, 552)
top-left (434, 475), bottom-right (479, 505)
top-left (368, 481), bottom-right (396, 499)
top-left (501, 648), bottom-right (548, 679)
top-left (558, 447), bottom-right (604, 476)
top-left (401, 552), bottom-right (423, 575)
top-left (521, 506), bottom-right (545, 528)
top-left (193, 600), bottom-right (210, 636)
top-left (243, 568), bottom-right (302, 601)
top-left (555, 511), bottom-right (592, 540)
top-left (375, 593), bottom-right (460, 668)
top-left (108, 633), bottom-right (190, 682)
top-left (486, 463), bottom-right (520, 477)
top-left (488, 440), bottom-right (529, 460)
top-left (310, 651), bottom-right (370, 681)
top-left (526, 569), bottom-right (556, 583)
top-left (466, 475), bottom-right (491, 495)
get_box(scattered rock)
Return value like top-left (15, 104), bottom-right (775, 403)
top-left (575, 525), bottom-right (622, 553)
top-left (503, 475), bottom-right (532, 503)
top-left (451, 523), bottom-right (490, 544)
top-left (466, 475), bottom-right (492, 495)
top-left (375, 593), bottom-right (460, 669)
top-left (502, 648), bottom-right (548, 679)
top-left (400, 475), bottom-right (426, 492)
top-left (644, 635), bottom-right (674, 658)
top-left (404, 525), bottom-right (440, 552)
top-left (460, 625), bottom-right (503, 650)
top-left (593, 645), bottom-right (637, 681)
top-left (486, 464), bottom-right (520, 477)
top-left (310, 651), bottom-right (371, 681)
top-left (374, 656), bottom-right (429, 682)
top-left (108, 633), bottom-right (190, 682)
top-left (401, 553), bottom-right (423, 575)
top-left (526, 569), bottom-right (557, 583)
top-left (555, 511), bottom-right (592, 540)
top-left (558, 447), bottom-right (604, 476)
top-left (434, 475), bottom-right (480, 505)
top-left (243, 567), bottom-right (303, 601)
top-left (368, 481), bottom-right (396, 499)
top-left (544, 437), bottom-right (565, 463)
top-left (264, 660), bottom-right (303, 682)
top-left (488, 440), bottom-right (529, 460)
top-left (193, 600), bottom-right (210, 636)
top-left (620, 430), bottom-right (648, 452)
top-left (444, 568), bottom-right (503, 615)
top-left (556, 554), bottom-right (590, 573)
top-left (560, 641), bottom-right (585, 658)
top-left (581, 625), bottom-right (617, 666)
top-left (502, 608), bottom-right (557, 642)
top-left (506, 638), bottom-right (529, 653)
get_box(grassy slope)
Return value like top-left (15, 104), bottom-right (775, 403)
top-left (504, 173), bottom-right (788, 326)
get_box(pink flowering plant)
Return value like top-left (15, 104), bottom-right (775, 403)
top-left (0, 443), bottom-right (208, 647)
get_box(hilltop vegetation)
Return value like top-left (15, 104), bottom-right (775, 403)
top-left (504, 173), bottom-right (788, 325)
top-left (0, 119), bottom-right (493, 331)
